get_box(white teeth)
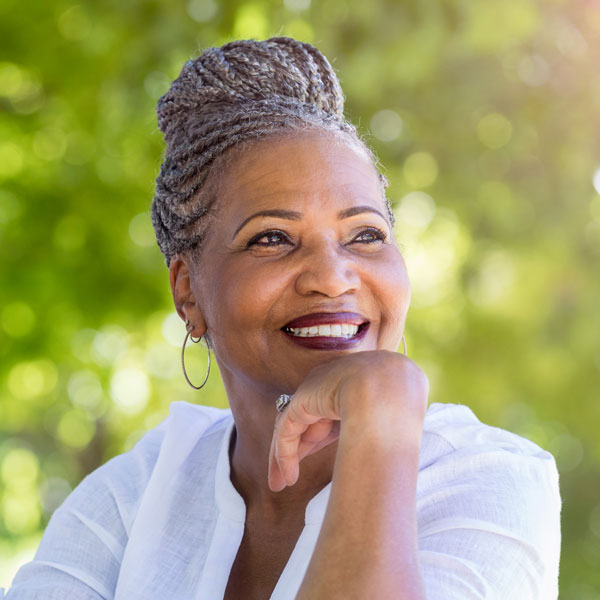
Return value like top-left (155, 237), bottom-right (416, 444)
top-left (286, 324), bottom-right (360, 338)
top-left (319, 325), bottom-right (331, 336)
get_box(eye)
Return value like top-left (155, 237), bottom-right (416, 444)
top-left (351, 227), bottom-right (387, 244)
top-left (246, 229), bottom-right (292, 248)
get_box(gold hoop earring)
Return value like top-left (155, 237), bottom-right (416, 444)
top-left (401, 336), bottom-right (407, 355)
top-left (181, 319), bottom-right (211, 390)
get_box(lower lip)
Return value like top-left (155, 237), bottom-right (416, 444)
top-left (281, 324), bottom-right (369, 350)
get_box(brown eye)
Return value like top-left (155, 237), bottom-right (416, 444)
top-left (246, 230), bottom-right (292, 248)
top-left (352, 227), bottom-right (386, 244)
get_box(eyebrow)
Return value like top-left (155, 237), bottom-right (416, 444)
top-left (233, 209), bottom-right (302, 239)
top-left (232, 205), bottom-right (387, 239)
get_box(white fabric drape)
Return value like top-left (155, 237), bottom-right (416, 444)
top-left (5, 401), bottom-right (561, 599)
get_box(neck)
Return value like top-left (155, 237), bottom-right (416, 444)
top-left (224, 375), bottom-right (336, 523)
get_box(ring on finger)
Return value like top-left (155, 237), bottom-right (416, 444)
top-left (276, 393), bottom-right (294, 413)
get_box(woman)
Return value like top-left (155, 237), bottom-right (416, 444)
top-left (5, 37), bottom-right (560, 599)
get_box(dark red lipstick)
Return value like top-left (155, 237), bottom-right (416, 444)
top-left (281, 312), bottom-right (369, 351)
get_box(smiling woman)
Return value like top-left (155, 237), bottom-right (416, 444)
top-left (5, 38), bottom-right (560, 600)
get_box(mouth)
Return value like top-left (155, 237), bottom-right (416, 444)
top-left (281, 312), bottom-right (370, 350)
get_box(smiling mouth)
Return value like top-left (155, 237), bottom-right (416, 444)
top-left (282, 323), bottom-right (366, 338)
top-left (280, 312), bottom-right (369, 349)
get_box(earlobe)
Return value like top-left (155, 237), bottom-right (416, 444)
top-left (169, 255), bottom-right (207, 337)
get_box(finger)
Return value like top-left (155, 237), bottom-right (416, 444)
top-left (269, 406), bottom-right (306, 491)
top-left (268, 427), bottom-right (287, 492)
top-left (275, 418), bottom-right (304, 487)
top-left (297, 420), bottom-right (340, 461)
top-left (296, 419), bottom-right (336, 459)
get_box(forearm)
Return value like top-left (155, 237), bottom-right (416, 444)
top-left (296, 403), bottom-right (426, 600)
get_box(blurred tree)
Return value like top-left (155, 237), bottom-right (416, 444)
top-left (1, 0), bottom-right (599, 595)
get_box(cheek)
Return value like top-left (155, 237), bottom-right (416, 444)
top-left (209, 260), bottom-right (290, 332)
top-left (369, 252), bottom-right (411, 338)
top-left (376, 247), bottom-right (410, 301)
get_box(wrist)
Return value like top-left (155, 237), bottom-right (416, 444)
top-left (338, 359), bottom-right (428, 440)
top-left (339, 393), bottom-right (425, 459)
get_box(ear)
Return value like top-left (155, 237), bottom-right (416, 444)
top-left (169, 255), bottom-right (207, 339)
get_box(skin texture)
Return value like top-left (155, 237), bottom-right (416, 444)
top-left (170, 130), bottom-right (428, 599)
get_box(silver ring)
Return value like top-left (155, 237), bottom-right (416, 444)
top-left (276, 394), bottom-right (293, 413)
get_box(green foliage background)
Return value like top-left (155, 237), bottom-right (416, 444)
top-left (1, 0), bottom-right (599, 595)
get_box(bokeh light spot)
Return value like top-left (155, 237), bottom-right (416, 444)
top-left (462, 1), bottom-right (540, 53)
top-left (477, 113), bottom-right (513, 149)
top-left (592, 168), bottom-right (600, 195)
top-left (7, 359), bottom-right (58, 401)
top-left (0, 62), bottom-right (23, 97)
top-left (57, 5), bottom-right (91, 41)
top-left (405, 209), bottom-right (465, 308)
top-left (162, 312), bottom-right (185, 347)
top-left (467, 248), bottom-right (516, 309)
top-left (186, 0), bottom-right (218, 22)
top-left (0, 141), bottom-right (24, 179)
top-left (144, 71), bottom-right (171, 100)
top-left (68, 370), bottom-right (103, 412)
top-left (403, 152), bottom-right (438, 189)
top-left (2, 302), bottom-right (35, 338)
top-left (91, 325), bottom-right (129, 366)
top-left (284, 0), bottom-right (311, 11)
top-left (370, 109), bottom-right (403, 142)
top-left (2, 492), bottom-right (41, 535)
top-left (110, 366), bottom-right (150, 415)
top-left (548, 433), bottom-right (584, 472)
top-left (1, 448), bottom-right (39, 490)
top-left (129, 212), bottom-right (156, 247)
top-left (145, 342), bottom-right (179, 379)
top-left (555, 21), bottom-right (588, 60)
top-left (396, 191), bottom-right (436, 230)
top-left (56, 409), bottom-right (96, 449)
top-left (517, 54), bottom-right (550, 87)
top-left (233, 4), bottom-right (269, 39)
top-left (32, 127), bottom-right (67, 162)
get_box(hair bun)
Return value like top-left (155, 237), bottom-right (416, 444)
top-left (157, 37), bottom-right (345, 145)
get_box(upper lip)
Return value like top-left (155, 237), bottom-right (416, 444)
top-left (283, 312), bottom-right (369, 330)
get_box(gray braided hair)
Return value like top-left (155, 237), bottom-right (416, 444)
top-left (151, 37), bottom-right (394, 266)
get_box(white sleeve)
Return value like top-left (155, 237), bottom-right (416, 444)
top-left (4, 427), bottom-right (164, 600)
top-left (417, 439), bottom-right (561, 600)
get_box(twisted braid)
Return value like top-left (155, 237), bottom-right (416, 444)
top-left (151, 37), bottom-right (393, 265)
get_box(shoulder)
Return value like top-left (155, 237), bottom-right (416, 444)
top-left (6, 403), bottom-right (233, 599)
top-left (79, 402), bottom-right (231, 482)
top-left (72, 402), bottom-right (233, 518)
top-left (419, 401), bottom-right (560, 518)
top-left (420, 401), bottom-right (558, 471)
top-left (417, 403), bottom-right (561, 599)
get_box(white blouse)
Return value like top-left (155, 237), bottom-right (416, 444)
top-left (3, 401), bottom-right (561, 599)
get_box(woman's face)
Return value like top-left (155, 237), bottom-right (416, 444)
top-left (174, 131), bottom-right (411, 397)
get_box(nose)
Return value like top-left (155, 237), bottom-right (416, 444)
top-left (294, 239), bottom-right (361, 298)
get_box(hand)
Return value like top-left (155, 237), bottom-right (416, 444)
top-left (267, 350), bottom-right (429, 492)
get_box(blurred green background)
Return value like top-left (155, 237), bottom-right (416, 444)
top-left (1, 0), bottom-right (599, 596)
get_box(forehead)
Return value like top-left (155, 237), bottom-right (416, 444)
top-left (216, 131), bottom-right (383, 217)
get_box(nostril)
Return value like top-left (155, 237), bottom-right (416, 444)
top-left (294, 258), bottom-right (361, 298)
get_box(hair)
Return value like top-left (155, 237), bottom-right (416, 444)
top-left (151, 37), bottom-right (394, 266)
